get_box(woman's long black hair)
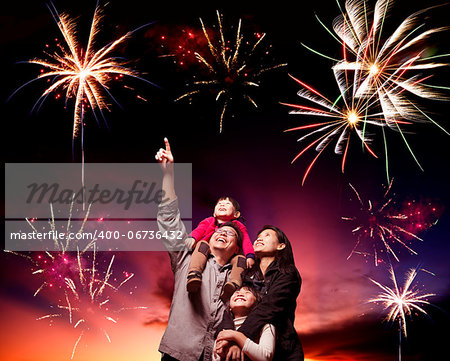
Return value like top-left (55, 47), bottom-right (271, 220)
top-left (257, 225), bottom-right (296, 272)
top-left (242, 225), bottom-right (297, 281)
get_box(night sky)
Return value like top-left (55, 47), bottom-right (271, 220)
top-left (1, 0), bottom-right (450, 360)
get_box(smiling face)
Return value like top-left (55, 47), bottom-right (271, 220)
top-left (213, 198), bottom-right (240, 222)
top-left (209, 225), bottom-right (240, 258)
top-left (230, 287), bottom-right (258, 317)
top-left (253, 228), bottom-right (286, 257)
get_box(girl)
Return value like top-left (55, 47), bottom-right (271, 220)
top-left (213, 286), bottom-right (276, 361)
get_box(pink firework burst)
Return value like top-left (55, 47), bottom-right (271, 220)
top-left (7, 202), bottom-right (145, 359)
top-left (30, 251), bottom-right (87, 296)
top-left (6, 201), bottom-right (94, 296)
top-left (342, 180), bottom-right (439, 266)
top-left (37, 246), bottom-right (144, 359)
top-left (147, 24), bottom-right (208, 68)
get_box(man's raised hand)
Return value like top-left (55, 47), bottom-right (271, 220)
top-left (155, 137), bottom-right (174, 173)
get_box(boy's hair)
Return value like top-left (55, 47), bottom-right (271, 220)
top-left (218, 221), bottom-right (243, 251)
top-left (217, 196), bottom-right (241, 213)
top-left (216, 196), bottom-right (246, 223)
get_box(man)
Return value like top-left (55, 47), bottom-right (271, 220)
top-left (155, 138), bottom-right (244, 361)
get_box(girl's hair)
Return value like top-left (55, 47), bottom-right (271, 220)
top-left (230, 285), bottom-right (262, 316)
top-left (257, 225), bottom-right (296, 272)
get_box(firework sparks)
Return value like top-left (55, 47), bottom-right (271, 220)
top-left (7, 200), bottom-right (94, 296)
top-left (342, 180), bottom-right (439, 266)
top-left (368, 266), bottom-right (435, 360)
top-left (12, 2), bottom-right (153, 137)
top-left (331, 0), bottom-right (449, 108)
top-left (303, 0), bottom-right (450, 177)
top-left (10, 2), bottom-right (155, 206)
top-left (400, 198), bottom-right (442, 234)
top-left (176, 10), bottom-right (286, 132)
top-left (282, 74), bottom-right (392, 185)
top-left (6, 201), bottom-right (145, 359)
top-left (148, 24), bottom-right (207, 68)
top-left (39, 245), bottom-right (143, 359)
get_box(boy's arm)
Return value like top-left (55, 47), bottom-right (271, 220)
top-left (190, 217), bottom-right (214, 241)
top-left (235, 221), bottom-right (255, 259)
top-left (185, 217), bottom-right (214, 250)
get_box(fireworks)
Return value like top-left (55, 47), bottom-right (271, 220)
top-left (13, 2), bottom-right (152, 138)
top-left (368, 266), bottom-right (435, 360)
top-left (331, 0), bottom-right (449, 171)
top-left (331, 0), bottom-right (449, 110)
top-left (7, 202), bottom-right (144, 359)
top-left (10, 2), bottom-right (154, 206)
top-left (149, 24), bottom-right (207, 68)
top-left (342, 180), bottom-right (439, 266)
top-left (176, 11), bottom-right (286, 132)
top-left (368, 267), bottom-right (435, 336)
top-left (282, 74), bottom-right (388, 185)
top-left (287, 0), bottom-right (449, 182)
top-left (7, 200), bottom-right (94, 296)
top-left (39, 245), bottom-right (141, 359)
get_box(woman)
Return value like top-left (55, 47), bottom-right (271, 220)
top-left (216, 225), bottom-right (304, 361)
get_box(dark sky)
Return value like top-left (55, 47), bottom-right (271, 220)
top-left (1, 0), bottom-right (450, 360)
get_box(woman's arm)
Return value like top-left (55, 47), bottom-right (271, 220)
top-left (238, 269), bottom-right (300, 341)
top-left (217, 330), bottom-right (247, 349)
top-left (217, 324), bottom-right (276, 361)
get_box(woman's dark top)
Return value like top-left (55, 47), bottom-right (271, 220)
top-left (221, 259), bottom-right (304, 361)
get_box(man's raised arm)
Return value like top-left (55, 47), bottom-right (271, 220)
top-left (155, 138), bottom-right (189, 270)
top-left (155, 137), bottom-right (176, 204)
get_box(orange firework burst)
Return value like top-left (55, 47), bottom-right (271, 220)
top-left (10, 2), bottom-right (155, 207)
top-left (12, 2), bottom-right (153, 138)
top-left (282, 75), bottom-right (396, 185)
